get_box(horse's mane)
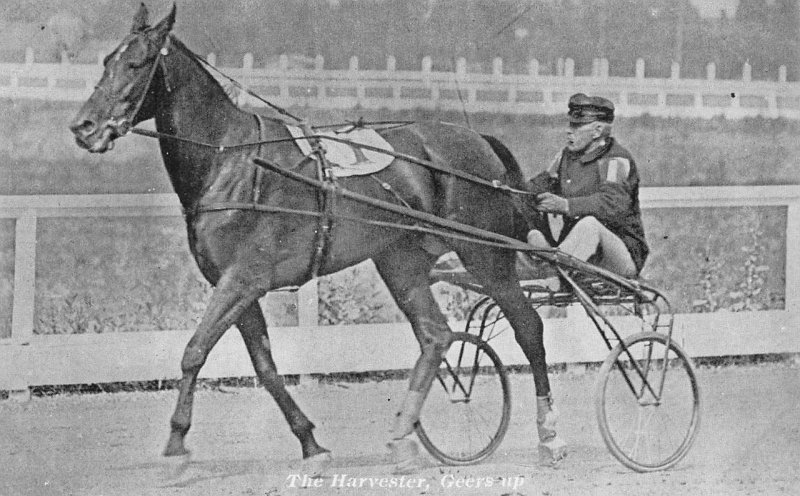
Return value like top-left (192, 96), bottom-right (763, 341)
top-left (166, 35), bottom-right (242, 107)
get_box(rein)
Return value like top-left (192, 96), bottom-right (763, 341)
top-left (247, 155), bottom-right (643, 293)
top-left (130, 127), bottom-right (533, 196)
top-left (196, 201), bottom-right (532, 252)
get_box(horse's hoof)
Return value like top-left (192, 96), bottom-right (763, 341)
top-left (538, 437), bottom-right (567, 467)
top-left (160, 452), bottom-right (192, 484)
top-left (301, 451), bottom-right (333, 478)
top-left (387, 438), bottom-right (424, 475)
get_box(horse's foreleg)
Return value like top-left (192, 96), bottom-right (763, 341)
top-left (236, 301), bottom-right (330, 464)
top-left (374, 247), bottom-right (450, 472)
top-left (163, 274), bottom-right (263, 459)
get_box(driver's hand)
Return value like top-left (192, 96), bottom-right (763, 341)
top-left (536, 192), bottom-right (569, 214)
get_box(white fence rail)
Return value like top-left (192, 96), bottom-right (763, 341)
top-left (2, 52), bottom-right (800, 119)
top-left (1, 187), bottom-right (800, 394)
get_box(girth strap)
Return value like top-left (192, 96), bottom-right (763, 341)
top-left (300, 122), bottom-right (337, 280)
top-left (253, 114), bottom-right (269, 204)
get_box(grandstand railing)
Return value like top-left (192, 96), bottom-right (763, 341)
top-left (2, 51), bottom-right (800, 119)
top-left (1, 186), bottom-right (799, 396)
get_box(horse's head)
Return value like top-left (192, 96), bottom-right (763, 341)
top-left (69, 3), bottom-right (175, 153)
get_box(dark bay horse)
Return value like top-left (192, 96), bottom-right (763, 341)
top-left (69, 4), bottom-right (565, 473)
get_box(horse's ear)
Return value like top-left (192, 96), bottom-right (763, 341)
top-left (131, 3), bottom-right (150, 33)
top-left (150, 3), bottom-right (176, 37)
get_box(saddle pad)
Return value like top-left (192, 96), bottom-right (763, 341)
top-left (286, 125), bottom-right (395, 177)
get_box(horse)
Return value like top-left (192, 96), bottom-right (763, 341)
top-left (69, 4), bottom-right (566, 474)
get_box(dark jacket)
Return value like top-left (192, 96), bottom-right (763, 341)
top-left (528, 138), bottom-right (649, 273)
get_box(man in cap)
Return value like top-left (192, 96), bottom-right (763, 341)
top-left (527, 93), bottom-right (648, 278)
top-left (523, 94), bottom-right (648, 466)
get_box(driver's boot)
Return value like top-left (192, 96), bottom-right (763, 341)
top-left (537, 395), bottom-right (567, 466)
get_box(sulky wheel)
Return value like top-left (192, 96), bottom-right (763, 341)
top-left (415, 332), bottom-right (511, 465)
top-left (595, 332), bottom-right (701, 472)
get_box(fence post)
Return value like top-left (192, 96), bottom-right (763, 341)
top-left (670, 61), bottom-right (681, 80)
top-left (6, 213), bottom-right (36, 401)
top-left (528, 58), bottom-right (539, 77)
top-left (635, 58), bottom-right (645, 80)
top-left (492, 57), bottom-right (503, 78)
top-left (421, 56), bottom-right (432, 73)
top-left (297, 280), bottom-right (319, 326)
top-left (11, 213), bottom-right (37, 344)
top-left (564, 58), bottom-right (574, 78)
top-left (600, 58), bottom-right (609, 78)
top-left (786, 200), bottom-right (800, 312)
top-left (455, 57), bottom-right (467, 79)
top-left (421, 56), bottom-right (432, 91)
top-left (706, 62), bottom-right (716, 81)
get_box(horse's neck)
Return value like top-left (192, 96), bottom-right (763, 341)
top-left (153, 48), bottom-right (259, 208)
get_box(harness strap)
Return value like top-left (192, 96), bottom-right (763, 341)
top-left (253, 114), bottom-right (270, 204)
top-left (301, 122), bottom-right (337, 279)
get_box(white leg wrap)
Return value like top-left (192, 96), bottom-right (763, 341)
top-left (387, 437), bottom-right (424, 474)
top-left (536, 395), bottom-right (567, 466)
top-left (390, 390), bottom-right (426, 439)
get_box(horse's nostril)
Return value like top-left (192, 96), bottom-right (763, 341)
top-left (70, 119), bottom-right (97, 135)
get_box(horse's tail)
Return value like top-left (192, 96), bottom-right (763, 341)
top-left (480, 134), bottom-right (534, 241)
top-left (480, 134), bottom-right (525, 188)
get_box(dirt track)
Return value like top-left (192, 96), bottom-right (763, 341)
top-left (1, 365), bottom-right (799, 496)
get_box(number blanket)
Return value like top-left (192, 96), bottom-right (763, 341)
top-left (286, 125), bottom-right (396, 177)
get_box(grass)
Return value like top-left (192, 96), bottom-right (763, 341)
top-left (3, 100), bottom-right (800, 194)
top-left (0, 204), bottom-right (782, 337)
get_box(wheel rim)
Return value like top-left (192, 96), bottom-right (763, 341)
top-left (598, 334), bottom-right (700, 471)
top-left (416, 334), bottom-right (510, 465)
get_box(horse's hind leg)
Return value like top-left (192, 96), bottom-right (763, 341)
top-left (236, 301), bottom-right (331, 470)
top-left (373, 246), bottom-right (451, 473)
top-left (458, 247), bottom-right (567, 466)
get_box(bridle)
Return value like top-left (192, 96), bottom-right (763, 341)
top-left (95, 32), bottom-right (172, 138)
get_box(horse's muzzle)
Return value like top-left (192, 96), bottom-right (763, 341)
top-left (70, 120), bottom-right (118, 153)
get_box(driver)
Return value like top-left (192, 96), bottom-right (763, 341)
top-left (526, 93), bottom-right (648, 278)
